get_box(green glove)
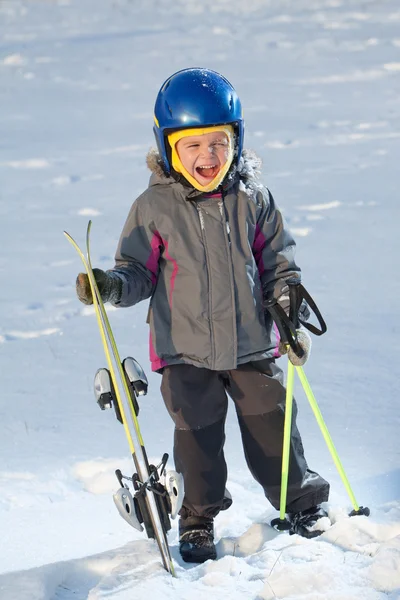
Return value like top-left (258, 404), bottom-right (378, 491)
top-left (76, 268), bottom-right (122, 305)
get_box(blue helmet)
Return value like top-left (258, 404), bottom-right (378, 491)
top-left (153, 68), bottom-right (244, 175)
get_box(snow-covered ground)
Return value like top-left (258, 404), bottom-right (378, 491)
top-left (0, 0), bottom-right (399, 598)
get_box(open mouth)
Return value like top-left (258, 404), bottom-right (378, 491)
top-left (196, 164), bottom-right (220, 179)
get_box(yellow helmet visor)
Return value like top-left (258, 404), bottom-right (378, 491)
top-left (168, 125), bottom-right (234, 192)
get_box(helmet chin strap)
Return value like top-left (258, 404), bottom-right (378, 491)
top-left (168, 126), bottom-right (234, 192)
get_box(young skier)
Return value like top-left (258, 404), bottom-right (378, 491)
top-left (76, 68), bottom-right (330, 563)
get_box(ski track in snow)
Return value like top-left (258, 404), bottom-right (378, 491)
top-left (0, 303), bottom-right (119, 345)
top-left (1, 0), bottom-right (399, 598)
top-left (0, 327), bottom-right (61, 343)
top-left (0, 158), bottom-right (51, 169)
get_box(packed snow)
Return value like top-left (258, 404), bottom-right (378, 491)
top-left (0, 0), bottom-right (399, 598)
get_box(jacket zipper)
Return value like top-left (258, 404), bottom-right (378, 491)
top-left (218, 197), bottom-right (237, 366)
top-left (196, 203), bottom-right (216, 369)
top-left (218, 200), bottom-right (231, 246)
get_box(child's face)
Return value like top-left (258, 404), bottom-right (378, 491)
top-left (176, 131), bottom-right (230, 187)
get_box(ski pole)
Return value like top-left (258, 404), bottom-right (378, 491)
top-left (277, 357), bottom-right (295, 525)
top-left (264, 297), bottom-right (299, 531)
top-left (295, 366), bottom-right (369, 516)
top-left (265, 280), bottom-right (369, 524)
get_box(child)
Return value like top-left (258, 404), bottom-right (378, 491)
top-left (76, 68), bottom-right (330, 563)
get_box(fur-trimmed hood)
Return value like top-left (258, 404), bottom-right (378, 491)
top-left (145, 147), bottom-right (263, 195)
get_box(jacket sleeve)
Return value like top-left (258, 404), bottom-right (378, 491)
top-left (252, 188), bottom-right (301, 313)
top-left (111, 197), bottom-right (163, 308)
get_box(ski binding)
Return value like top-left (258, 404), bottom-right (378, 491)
top-left (94, 356), bottom-right (184, 538)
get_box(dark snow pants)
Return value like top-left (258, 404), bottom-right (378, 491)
top-left (160, 359), bottom-right (329, 519)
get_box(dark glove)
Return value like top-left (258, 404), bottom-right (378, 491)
top-left (76, 268), bottom-right (123, 305)
top-left (279, 328), bottom-right (312, 366)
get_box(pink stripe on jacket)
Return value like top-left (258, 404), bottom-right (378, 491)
top-left (146, 231), bottom-right (179, 370)
top-left (252, 224), bottom-right (281, 357)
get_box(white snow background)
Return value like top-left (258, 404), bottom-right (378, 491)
top-left (0, 0), bottom-right (399, 598)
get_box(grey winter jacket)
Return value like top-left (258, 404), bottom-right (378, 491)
top-left (112, 150), bottom-right (301, 372)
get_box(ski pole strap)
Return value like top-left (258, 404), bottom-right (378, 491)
top-left (264, 280), bottom-right (327, 358)
top-left (286, 278), bottom-right (327, 336)
top-left (264, 298), bottom-right (304, 357)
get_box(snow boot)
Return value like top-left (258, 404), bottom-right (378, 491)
top-left (179, 516), bottom-right (216, 563)
top-left (289, 505), bottom-right (330, 539)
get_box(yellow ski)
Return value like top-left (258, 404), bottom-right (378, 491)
top-left (64, 222), bottom-right (175, 576)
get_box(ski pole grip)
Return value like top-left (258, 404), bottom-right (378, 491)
top-left (264, 298), bottom-right (289, 344)
top-left (264, 298), bottom-right (303, 357)
top-left (287, 278), bottom-right (302, 329)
